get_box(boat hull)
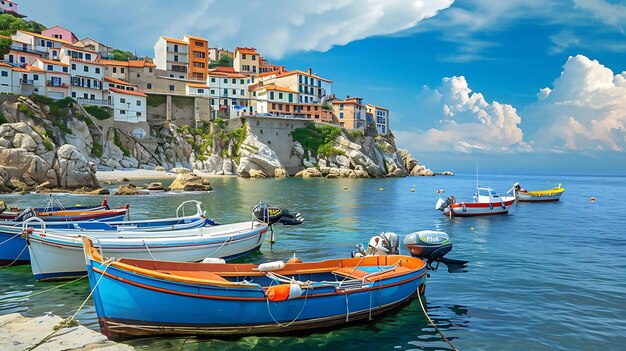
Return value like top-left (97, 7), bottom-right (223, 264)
top-left (29, 222), bottom-right (268, 281)
top-left (517, 192), bottom-right (563, 202)
top-left (444, 198), bottom-right (516, 217)
top-left (85, 256), bottom-right (427, 339)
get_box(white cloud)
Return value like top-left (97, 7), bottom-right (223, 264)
top-left (523, 55), bottom-right (626, 151)
top-left (574, 0), bottom-right (626, 32)
top-left (396, 76), bottom-right (529, 153)
top-left (22, 0), bottom-right (453, 59)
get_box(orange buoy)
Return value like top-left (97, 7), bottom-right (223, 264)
top-left (266, 284), bottom-right (291, 302)
top-left (591, 197), bottom-right (595, 202)
top-left (287, 257), bottom-right (302, 264)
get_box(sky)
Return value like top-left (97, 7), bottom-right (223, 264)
top-left (21, 0), bottom-right (626, 173)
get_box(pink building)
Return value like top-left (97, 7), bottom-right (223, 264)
top-left (0, 0), bottom-right (24, 18)
top-left (41, 26), bottom-right (78, 44)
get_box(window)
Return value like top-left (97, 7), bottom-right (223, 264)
top-left (173, 44), bottom-right (178, 52)
top-left (95, 68), bottom-right (100, 74)
top-left (339, 112), bottom-right (344, 119)
top-left (252, 55), bottom-right (256, 61)
top-left (198, 89), bottom-right (204, 94)
top-left (174, 55), bottom-right (178, 62)
top-left (71, 64), bottom-right (76, 70)
top-left (278, 92), bottom-right (283, 99)
top-left (149, 68), bottom-right (153, 73)
top-left (120, 110), bottom-right (126, 115)
top-left (90, 94), bottom-right (95, 100)
top-left (339, 104), bottom-right (344, 110)
top-left (242, 54), bottom-right (247, 59)
top-left (47, 65), bottom-right (53, 71)
top-left (210, 78), bottom-right (216, 83)
top-left (85, 53), bottom-right (91, 60)
top-left (240, 79), bottom-right (244, 84)
top-left (169, 85), bottom-right (174, 91)
top-left (136, 100), bottom-right (141, 106)
top-left (0, 71), bottom-right (6, 77)
top-left (120, 98), bottom-right (126, 103)
top-left (270, 92), bottom-right (274, 100)
top-left (299, 76), bottom-right (302, 83)
top-left (147, 83), bottom-right (152, 89)
top-left (223, 79), bottom-right (227, 84)
top-left (195, 41), bottom-right (204, 47)
top-left (112, 67), bottom-right (117, 73)
top-left (240, 89), bottom-right (244, 95)
top-left (137, 112), bottom-right (142, 117)
top-left (340, 122), bottom-right (344, 127)
top-left (84, 66), bottom-right (89, 72)
top-left (20, 57), bottom-right (25, 63)
top-left (71, 92), bottom-right (76, 98)
top-left (288, 94), bottom-right (293, 103)
top-left (232, 79), bottom-right (236, 84)
top-left (121, 68), bottom-right (125, 73)
top-left (137, 73), bottom-right (140, 78)
top-left (210, 89), bottom-right (215, 94)
top-left (232, 89), bottom-right (236, 95)
top-left (33, 74), bottom-right (38, 80)
top-left (169, 74), bottom-right (174, 78)
top-left (252, 66), bottom-right (256, 73)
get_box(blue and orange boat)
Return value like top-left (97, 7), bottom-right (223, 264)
top-left (82, 237), bottom-right (429, 339)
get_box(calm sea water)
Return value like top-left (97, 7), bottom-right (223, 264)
top-left (1, 174), bottom-right (625, 351)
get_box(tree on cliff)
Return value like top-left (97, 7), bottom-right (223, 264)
top-left (0, 14), bottom-right (46, 56)
top-left (209, 54), bottom-right (233, 69)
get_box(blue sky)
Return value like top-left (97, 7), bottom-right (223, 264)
top-left (22, 0), bottom-right (626, 172)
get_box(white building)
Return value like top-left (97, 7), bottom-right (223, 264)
top-left (59, 46), bottom-right (105, 102)
top-left (366, 104), bottom-right (389, 134)
top-left (154, 36), bottom-right (189, 79)
top-left (258, 68), bottom-right (332, 105)
top-left (109, 88), bottom-right (146, 123)
top-left (10, 30), bottom-right (72, 62)
top-left (33, 58), bottom-right (70, 99)
top-left (185, 82), bottom-right (209, 97)
top-left (207, 66), bottom-right (250, 117)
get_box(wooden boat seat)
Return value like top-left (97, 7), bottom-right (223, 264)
top-left (160, 270), bottom-right (228, 282)
top-left (332, 267), bottom-right (369, 279)
top-left (364, 266), bottom-right (411, 281)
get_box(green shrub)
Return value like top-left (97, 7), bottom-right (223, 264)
top-left (52, 119), bottom-right (72, 134)
top-left (91, 141), bottom-right (103, 157)
top-left (84, 106), bottom-right (112, 120)
top-left (214, 118), bottom-right (225, 129)
top-left (147, 94), bottom-right (166, 107)
top-left (348, 130), bottom-right (364, 139)
top-left (17, 103), bottom-right (34, 117)
top-left (318, 144), bottom-right (345, 157)
top-left (0, 111), bottom-right (7, 125)
top-left (291, 123), bottom-right (341, 157)
top-left (114, 129), bottom-right (131, 157)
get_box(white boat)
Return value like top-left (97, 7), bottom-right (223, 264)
top-left (435, 187), bottom-right (516, 217)
top-left (27, 220), bottom-right (269, 281)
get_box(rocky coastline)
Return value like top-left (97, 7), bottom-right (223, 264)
top-left (0, 95), bottom-right (446, 194)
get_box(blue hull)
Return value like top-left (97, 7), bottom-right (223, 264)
top-left (86, 257), bottom-right (427, 339)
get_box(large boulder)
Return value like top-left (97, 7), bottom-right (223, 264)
top-left (249, 169), bottom-right (268, 178)
top-left (115, 183), bottom-right (139, 195)
top-left (169, 173), bottom-right (212, 191)
top-left (294, 168), bottom-right (323, 178)
top-left (237, 134), bottom-right (283, 177)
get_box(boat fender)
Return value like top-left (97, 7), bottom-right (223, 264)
top-left (461, 203), bottom-right (466, 212)
top-left (202, 257), bottom-right (225, 264)
top-left (266, 283), bottom-right (302, 302)
top-left (258, 260), bottom-right (286, 272)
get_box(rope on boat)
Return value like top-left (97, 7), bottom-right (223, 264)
top-left (143, 240), bottom-right (157, 261)
top-left (16, 275), bottom-right (87, 300)
top-left (266, 279), bottom-right (309, 328)
top-left (0, 244), bottom-right (28, 269)
top-left (26, 260), bottom-right (114, 351)
top-left (0, 233), bottom-right (19, 246)
top-left (205, 236), bottom-right (233, 258)
top-left (416, 288), bottom-right (460, 351)
top-left (177, 336), bottom-right (191, 351)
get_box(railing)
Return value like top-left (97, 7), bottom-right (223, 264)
top-left (10, 44), bottom-right (48, 56)
top-left (70, 57), bottom-right (103, 65)
top-left (46, 81), bottom-right (68, 88)
top-left (77, 98), bottom-right (111, 107)
top-left (19, 79), bottom-right (34, 85)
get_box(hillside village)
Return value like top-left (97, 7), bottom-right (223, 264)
top-left (0, 1), bottom-right (437, 191)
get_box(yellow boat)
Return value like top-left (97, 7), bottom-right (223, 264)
top-left (514, 183), bottom-right (564, 202)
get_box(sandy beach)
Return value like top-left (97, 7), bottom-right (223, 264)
top-left (96, 169), bottom-right (237, 181)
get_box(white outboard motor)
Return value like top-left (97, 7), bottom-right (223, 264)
top-left (353, 232), bottom-right (399, 257)
top-left (435, 196), bottom-right (456, 211)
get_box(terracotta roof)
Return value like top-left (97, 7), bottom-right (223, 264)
top-left (69, 57), bottom-right (105, 66)
top-left (255, 84), bottom-right (298, 93)
top-left (26, 65), bottom-right (45, 72)
top-left (235, 47), bottom-right (258, 55)
top-left (0, 62), bottom-right (11, 68)
top-left (101, 59), bottom-right (156, 68)
top-left (12, 67), bottom-right (29, 72)
top-left (208, 67), bottom-right (246, 78)
top-left (186, 83), bottom-right (209, 88)
top-left (212, 66), bottom-right (236, 73)
top-left (37, 58), bottom-right (69, 66)
top-left (0, 35), bottom-right (11, 39)
top-left (366, 104), bottom-right (388, 111)
top-left (109, 87), bottom-right (147, 97)
top-left (104, 76), bottom-right (134, 86)
top-left (183, 34), bottom-right (207, 41)
top-left (161, 36), bottom-right (188, 45)
top-left (17, 30), bottom-right (73, 45)
top-left (277, 69), bottom-right (332, 82)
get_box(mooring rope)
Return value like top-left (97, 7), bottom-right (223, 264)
top-left (0, 244), bottom-right (28, 269)
top-left (0, 233), bottom-right (19, 246)
top-left (26, 260), bottom-right (114, 351)
top-left (266, 280), bottom-right (309, 328)
top-left (416, 288), bottom-right (460, 351)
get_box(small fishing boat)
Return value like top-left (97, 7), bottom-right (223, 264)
top-left (28, 203), bottom-right (302, 280)
top-left (29, 221), bottom-right (269, 281)
top-left (513, 183), bottom-right (565, 202)
top-left (82, 237), bottom-right (428, 339)
top-left (435, 187), bottom-right (516, 217)
top-left (0, 201), bottom-right (210, 266)
top-left (0, 197), bottom-right (112, 221)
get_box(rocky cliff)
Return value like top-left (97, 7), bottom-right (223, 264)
top-left (0, 95), bottom-right (436, 191)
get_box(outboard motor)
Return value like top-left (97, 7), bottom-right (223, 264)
top-left (435, 196), bottom-right (456, 211)
top-left (253, 202), bottom-right (304, 226)
top-left (404, 230), bottom-right (468, 273)
top-left (353, 232), bottom-right (399, 257)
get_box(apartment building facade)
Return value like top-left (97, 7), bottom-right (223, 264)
top-left (332, 96), bottom-right (366, 130)
top-left (366, 104), bottom-right (389, 135)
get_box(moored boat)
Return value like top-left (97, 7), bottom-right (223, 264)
top-left (0, 197), bottom-right (112, 221)
top-left (435, 187), bottom-right (516, 217)
top-left (513, 183), bottom-right (565, 202)
top-left (29, 220), bottom-right (269, 281)
top-left (0, 201), bottom-right (209, 266)
top-left (82, 237), bottom-right (428, 339)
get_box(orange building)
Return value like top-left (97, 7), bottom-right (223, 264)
top-left (183, 35), bottom-right (208, 80)
top-left (332, 96), bottom-right (366, 129)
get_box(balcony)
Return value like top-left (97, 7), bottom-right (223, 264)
top-left (47, 81), bottom-right (68, 88)
top-left (77, 98), bottom-right (111, 107)
top-left (70, 57), bottom-right (103, 65)
top-left (10, 44), bottom-right (48, 57)
top-left (19, 79), bottom-right (34, 85)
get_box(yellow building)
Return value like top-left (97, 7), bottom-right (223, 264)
top-left (233, 47), bottom-right (259, 76)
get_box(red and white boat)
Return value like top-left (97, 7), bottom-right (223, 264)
top-left (435, 187), bottom-right (516, 217)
